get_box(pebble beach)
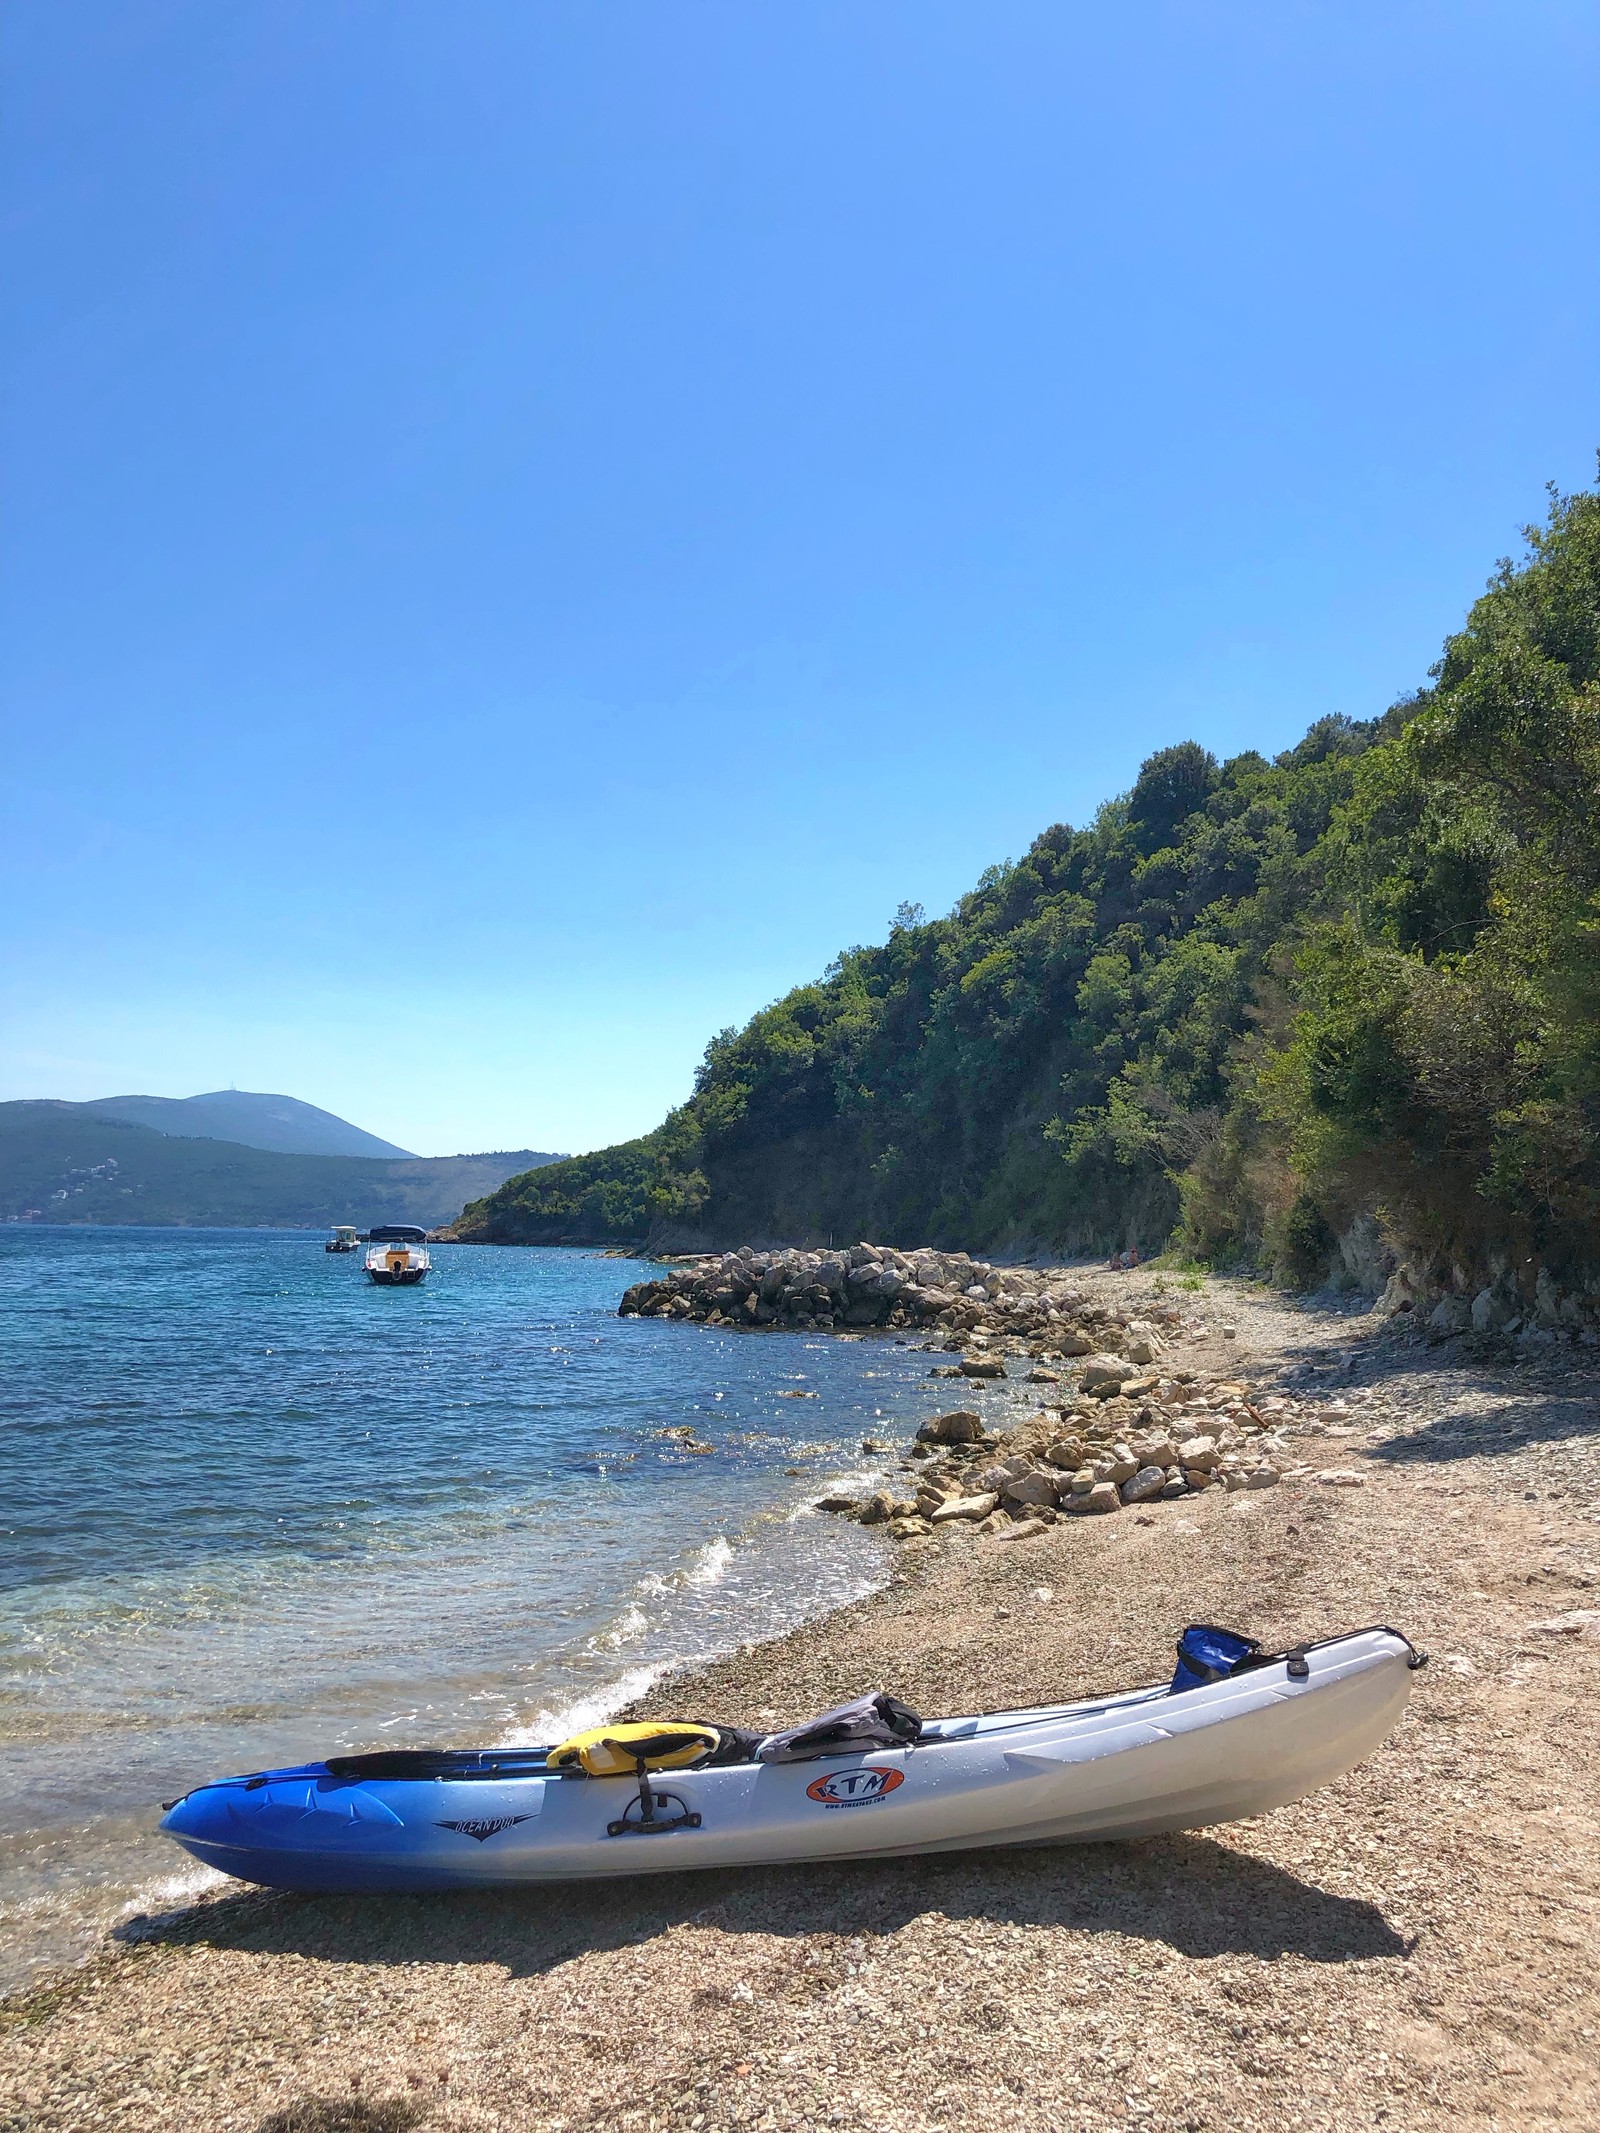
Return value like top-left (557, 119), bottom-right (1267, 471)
top-left (4, 1263), bottom-right (1599, 2132)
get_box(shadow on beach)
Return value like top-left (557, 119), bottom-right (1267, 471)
top-left (117, 1832), bottom-right (1408, 1977)
top-left (1259, 1296), bottom-right (1600, 1470)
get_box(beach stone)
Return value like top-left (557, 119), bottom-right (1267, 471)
top-left (1245, 1466), bottom-right (1281, 1489)
top-left (959, 1355), bottom-right (1007, 1378)
top-left (1094, 1445), bottom-right (1139, 1485)
top-left (887, 1516), bottom-right (932, 1540)
top-left (1160, 1479), bottom-right (1189, 1499)
top-left (1124, 1336), bottom-right (1162, 1366)
top-left (1183, 1468), bottom-right (1215, 1490)
top-left (1043, 1437), bottom-right (1088, 1469)
top-left (917, 1409), bottom-right (986, 1445)
top-left (816, 1495), bottom-right (861, 1515)
top-left (1316, 1468), bottom-right (1367, 1488)
top-left (1067, 1481), bottom-right (1122, 1515)
top-left (1178, 1435), bottom-right (1218, 1471)
top-left (930, 1491), bottom-right (999, 1523)
top-left (1528, 1610), bottom-right (1600, 1638)
top-left (1026, 1367), bottom-right (1061, 1384)
top-left (994, 1516), bottom-right (1050, 1542)
top-left (1130, 1438), bottom-right (1179, 1472)
top-left (1000, 1468), bottom-right (1059, 1509)
top-left (855, 1491), bottom-right (897, 1525)
top-left (1121, 1466), bottom-right (1166, 1504)
top-left (1080, 1355), bottom-right (1136, 1394)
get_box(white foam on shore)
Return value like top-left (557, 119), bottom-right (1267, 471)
top-left (505, 1661), bottom-right (672, 1747)
top-left (684, 1534), bottom-right (734, 1587)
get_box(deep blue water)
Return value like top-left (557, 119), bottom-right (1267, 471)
top-left (0, 1228), bottom-right (954, 1991)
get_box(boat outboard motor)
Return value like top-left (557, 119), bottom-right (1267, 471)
top-left (755, 1691), bottom-right (923, 1762)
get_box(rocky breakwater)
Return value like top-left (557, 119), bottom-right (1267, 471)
top-left (826, 1358), bottom-right (1294, 1543)
top-left (620, 1241), bottom-right (1132, 1336)
top-left (619, 1241), bottom-right (1312, 1543)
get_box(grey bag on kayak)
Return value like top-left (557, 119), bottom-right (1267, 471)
top-left (754, 1691), bottom-right (922, 1763)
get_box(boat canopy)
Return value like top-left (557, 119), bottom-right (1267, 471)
top-left (368, 1225), bottom-right (428, 1243)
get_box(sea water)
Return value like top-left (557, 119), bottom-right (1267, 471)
top-left (0, 1228), bottom-right (957, 1993)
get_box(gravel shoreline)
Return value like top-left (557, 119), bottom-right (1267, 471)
top-left (5, 1267), bottom-right (1599, 2132)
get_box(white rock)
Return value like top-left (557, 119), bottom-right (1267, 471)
top-left (1177, 1434), bottom-right (1219, 1471)
top-left (1120, 1465), bottom-right (1166, 1504)
top-left (1245, 1466), bottom-right (1281, 1489)
top-left (1528, 1610), bottom-right (1600, 1638)
top-left (930, 1491), bottom-right (999, 1523)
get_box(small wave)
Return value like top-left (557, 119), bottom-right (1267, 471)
top-left (598, 1603), bottom-right (651, 1649)
top-left (119, 1859), bottom-right (229, 1922)
top-left (684, 1535), bottom-right (734, 1588)
top-left (505, 1661), bottom-right (671, 1748)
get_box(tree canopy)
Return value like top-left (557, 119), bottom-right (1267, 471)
top-left (459, 479), bottom-right (1600, 1291)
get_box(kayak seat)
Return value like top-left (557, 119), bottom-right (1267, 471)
top-left (754, 1691), bottom-right (923, 1762)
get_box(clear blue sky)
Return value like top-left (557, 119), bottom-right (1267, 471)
top-left (2, 2), bottom-right (1595, 1157)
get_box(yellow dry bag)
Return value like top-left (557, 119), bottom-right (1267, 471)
top-left (546, 1721), bottom-right (720, 1777)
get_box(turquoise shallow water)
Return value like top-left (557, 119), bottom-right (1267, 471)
top-left (0, 1229), bottom-right (953, 1992)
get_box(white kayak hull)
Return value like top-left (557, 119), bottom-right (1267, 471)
top-left (160, 1628), bottom-right (1418, 1892)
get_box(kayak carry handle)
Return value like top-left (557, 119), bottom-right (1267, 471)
top-left (604, 1746), bottom-right (703, 1837)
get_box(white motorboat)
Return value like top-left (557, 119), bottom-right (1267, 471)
top-left (365, 1225), bottom-right (429, 1285)
top-left (159, 1625), bottom-right (1422, 1893)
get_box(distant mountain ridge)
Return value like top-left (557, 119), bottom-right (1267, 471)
top-left (0, 1103), bottom-right (565, 1230)
top-left (75, 1090), bottom-right (415, 1160)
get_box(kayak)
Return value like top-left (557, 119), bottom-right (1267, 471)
top-left (158, 1626), bottom-right (1420, 1893)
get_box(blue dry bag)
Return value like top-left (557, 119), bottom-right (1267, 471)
top-left (1170, 1624), bottom-right (1262, 1694)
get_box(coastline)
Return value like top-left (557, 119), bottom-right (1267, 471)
top-left (5, 1268), bottom-right (1600, 2131)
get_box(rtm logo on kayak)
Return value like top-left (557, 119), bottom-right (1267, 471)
top-left (805, 1766), bottom-right (905, 1809)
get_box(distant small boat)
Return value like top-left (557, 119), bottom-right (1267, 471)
top-left (325, 1226), bottom-right (361, 1254)
top-left (365, 1225), bottom-right (430, 1285)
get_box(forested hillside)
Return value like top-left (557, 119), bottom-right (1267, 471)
top-left (457, 482), bottom-right (1600, 1297)
top-left (0, 1106), bottom-right (562, 1230)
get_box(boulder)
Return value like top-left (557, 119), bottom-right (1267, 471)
top-left (1471, 1281), bottom-right (1522, 1334)
top-left (930, 1491), bottom-right (1000, 1524)
top-left (1427, 1294), bottom-right (1471, 1336)
top-left (1177, 1435), bottom-right (1218, 1472)
top-left (917, 1409), bottom-right (987, 1445)
top-left (1065, 1481), bottom-right (1121, 1515)
top-left (816, 1495), bottom-right (861, 1515)
top-left (1080, 1354), bottom-right (1135, 1394)
top-left (1120, 1466), bottom-right (1166, 1504)
top-left (959, 1356), bottom-right (1008, 1379)
top-left (1043, 1437), bottom-right (1087, 1469)
top-left (1130, 1438), bottom-right (1179, 1472)
top-left (1000, 1467), bottom-right (1060, 1509)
